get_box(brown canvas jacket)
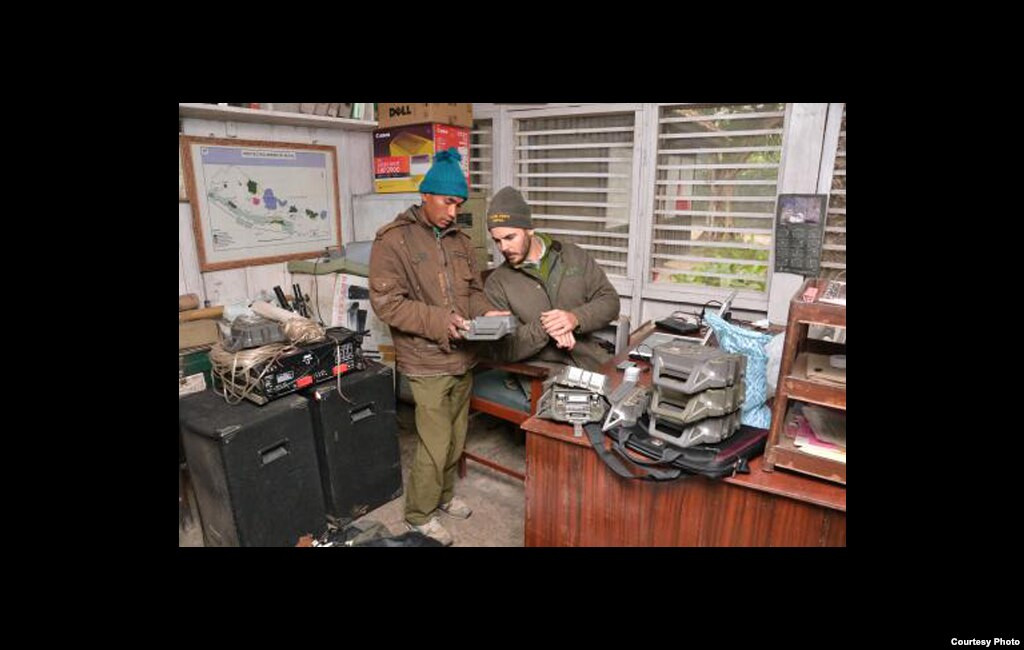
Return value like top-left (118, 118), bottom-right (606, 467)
top-left (369, 205), bottom-right (492, 376)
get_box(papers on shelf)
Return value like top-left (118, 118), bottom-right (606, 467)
top-left (819, 279), bottom-right (846, 305)
top-left (802, 405), bottom-right (846, 448)
top-left (786, 405), bottom-right (846, 464)
top-left (805, 353), bottom-right (846, 385)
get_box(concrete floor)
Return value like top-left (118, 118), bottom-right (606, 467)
top-left (179, 402), bottom-right (527, 547)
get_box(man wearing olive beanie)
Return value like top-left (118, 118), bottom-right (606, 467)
top-left (483, 185), bottom-right (620, 372)
top-left (369, 148), bottom-right (507, 546)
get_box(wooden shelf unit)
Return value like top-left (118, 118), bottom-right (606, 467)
top-left (764, 277), bottom-right (846, 485)
top-left (178, 103), bottom-right (378, 131)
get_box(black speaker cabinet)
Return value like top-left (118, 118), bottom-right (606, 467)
top-left (179, 390), bottom-right (326, 547)
top-left (305, 361), bottom-right (403, 525)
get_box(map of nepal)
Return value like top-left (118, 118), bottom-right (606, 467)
top-left (207, 167), bottom-right (329, 241)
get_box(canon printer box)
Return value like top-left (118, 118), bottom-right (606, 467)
top-left (372, 123), bottom-right (470, 194)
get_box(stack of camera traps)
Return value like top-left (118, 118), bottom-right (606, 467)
top-left (536, 365), bottom-right (609, 437)
top-left (647, 341), bottom-right (746, 448)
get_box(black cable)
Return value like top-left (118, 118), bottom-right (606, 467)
top-left (669, 309), bottom-right (700, 323)
top-left (699, 300), bottom-right (723, 327)
top-left (313, 258), bottom-right (325, 327)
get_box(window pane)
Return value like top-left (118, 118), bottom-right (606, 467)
top-left (514, 113), bottom-right (635, 278)
top-left (649, 104), bottom-right (784, 293)
top-left (470, 118), bottom-right (492, 197)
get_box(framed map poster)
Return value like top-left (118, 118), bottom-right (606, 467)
top-left (178, 137), bottom-right (188, 202)
top-left (181, 136), bottom-right (341, 271)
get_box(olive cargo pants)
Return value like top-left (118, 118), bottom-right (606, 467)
top-left (404, 372), bottom-right (473, 526)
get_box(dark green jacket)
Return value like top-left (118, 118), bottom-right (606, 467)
top-left (484, 236), bottom-right (619, 371)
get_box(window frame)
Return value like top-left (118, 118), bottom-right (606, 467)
top-left (503, 103), bottom-right (642, 298)
top-left (817, 103), bottom-right (846, 276)
top-left (473, 103), bottom-right (842, 321)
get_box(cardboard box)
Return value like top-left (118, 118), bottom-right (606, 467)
top-left (373, 123), bottom-right (470, 194)
top-left (472, 246), bottom-right (490, 270)
top-left (267, 102), bottom-right (299, 113)
top-left (377, 344), bottom-right (396, 363)
top-left (457, 197), bottom-right (487, 249)
top-left (178, 319), bottom-right (221, 350)
top-left (378, 103), bottom-right (472, 128)
top-left (455, 197), bottom-right (492, 269)
top-left (330, 273), bottom-right (392, 353)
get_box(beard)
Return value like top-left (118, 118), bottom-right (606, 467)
top-left (502, 236), bottom-right (532, 265)
top-left (503, 246), bottom-right (526, 265)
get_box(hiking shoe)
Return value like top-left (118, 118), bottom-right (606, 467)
top-left (438, 496), bottom-right (473, 519)
top-left (407, 517), bottom-right (453, 546)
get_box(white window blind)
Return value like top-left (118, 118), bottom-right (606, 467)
top-left (821, 105), bottom-right (846, 277)
top-left (648, 104), bottom-right (784, 294)
top-left (513, 112), bottom-right (635, 279)
top-left (470, 118), bottom-right (492, 197)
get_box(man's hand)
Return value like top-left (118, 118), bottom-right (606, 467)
top-left (540, 309), bottom-right (578, 337)
top-left (448, 313), bottom-right (470, 340)
top-left (483, 310), bottom-right (511, 317)
top-left (553, 331), bottom-right (576, 350)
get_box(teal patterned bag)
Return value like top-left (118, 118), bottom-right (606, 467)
top-left (705, 313), bottom-right (774, 428)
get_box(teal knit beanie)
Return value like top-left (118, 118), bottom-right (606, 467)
top-left (418, 147), bottom-right (468, 199)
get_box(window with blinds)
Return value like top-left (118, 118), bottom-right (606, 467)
top-left (513, 112), bottom-right (635, 279)
top-left (649, 104), bottom-right (784, 294)
top-left (821, 106), bottom-right (846, 278)
top-left (470, 118), bottom-right (492, 197)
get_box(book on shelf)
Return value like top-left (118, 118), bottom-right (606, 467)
top-left (802, 404), bottom-right (846, 447)
top-left (349, 103), bottom-right (375, 121)
top-left (786, 406), bottom-right (846, 464)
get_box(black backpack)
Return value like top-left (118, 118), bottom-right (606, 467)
top-left (584, 417), bottom-right (768, 481)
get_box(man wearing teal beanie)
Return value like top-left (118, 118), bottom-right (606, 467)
top-left (369, 147), bottom-right (508, 546)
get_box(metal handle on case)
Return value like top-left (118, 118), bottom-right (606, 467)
top-left (350, 403), bottom-right (376, 423)
top-left (259, 439), bottom-right (290, 466)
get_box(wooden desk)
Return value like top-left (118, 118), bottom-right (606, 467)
top-left (521, 322), bottom-right (846, 547)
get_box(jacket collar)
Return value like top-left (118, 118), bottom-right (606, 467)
top-left (410, 204), bottom-right (457, 237)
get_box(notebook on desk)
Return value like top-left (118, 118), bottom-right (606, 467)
top-left (630, 290), bottom-right (737, 359)
top-left (654, 317), bottom-right (700, 336)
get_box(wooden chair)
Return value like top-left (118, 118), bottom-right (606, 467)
top-left (461, 360), bottom-right (550, 481)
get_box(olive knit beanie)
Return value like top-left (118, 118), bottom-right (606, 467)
top-left (486, 186), bottom-right (532, 230)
